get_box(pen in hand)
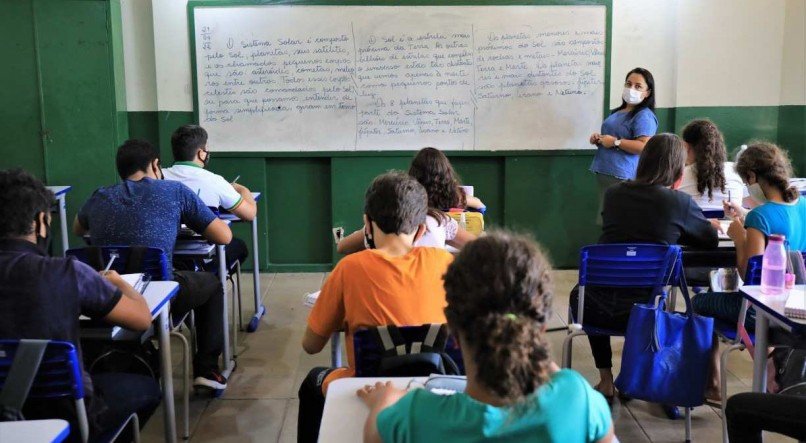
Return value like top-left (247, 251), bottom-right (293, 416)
top-left (232, 175), bottom-right (240, 184)
top-left (102, 253), bottom-right (118, 274)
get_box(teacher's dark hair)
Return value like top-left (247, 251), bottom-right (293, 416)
top-left (630, 133), bottom-right (685, 187)
top-left (612, 67), bottom-right (655, 118)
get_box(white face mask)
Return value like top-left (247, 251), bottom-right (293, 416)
top-left (748, 183), bottom-right (767, 203)
top-left (622, 87), bottom-right (644, 105)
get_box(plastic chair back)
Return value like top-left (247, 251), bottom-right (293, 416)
top-left (746, 251), bottom-right (806, 285)
top-left (353, 325), bottom-right (464, 377)
top-left (67, 246), bottom-right (170, 281)
top-left (0, 340), bottom-right (84, 400)
top-left (701, 209), bottom-right (725, 219)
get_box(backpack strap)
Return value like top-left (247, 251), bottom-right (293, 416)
top-left (0, 340), bottom-right (48, 413)
top-left (375, 325), bottom-right (406, 357)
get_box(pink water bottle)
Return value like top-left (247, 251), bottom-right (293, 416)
top-left (761, 234), bottom-right (787, 294)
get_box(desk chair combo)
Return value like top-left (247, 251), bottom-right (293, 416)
top-left (67, 246), bottom-right (196, 440)
top-left (562, 244), bottom-right (697, 442)
top-left (0, 340), bottom-right (139, 443)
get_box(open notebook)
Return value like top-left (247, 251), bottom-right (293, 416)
top-left (121, 273), bottom-right (150, 294)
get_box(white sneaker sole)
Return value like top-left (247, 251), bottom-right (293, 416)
top-left (193, 376), bottom-right (227, 390)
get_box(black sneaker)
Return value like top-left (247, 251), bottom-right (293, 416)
top-left (194, 370), bottom-right (228, 390)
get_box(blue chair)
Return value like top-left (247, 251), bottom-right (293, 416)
top-left (0, 339), bottom-right (139, 443)
top-left (561, 244), bottom-right (693, 436)
top-left (66, 246), bottom-right (193, 439)
top-left (702, 209), bottom-right (725, 219)
top-left (352, 324), bottom-right (464, 377)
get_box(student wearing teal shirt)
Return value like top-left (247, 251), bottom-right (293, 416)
top-left (589, 68), bottom-right (658, 224)
top-left (694, 142), bottom-right (805, 401)
top-left (357, 232), bottom-right (614, 443)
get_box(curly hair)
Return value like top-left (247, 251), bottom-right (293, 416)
top-left (735, 142), bottom-right (798, 202)
top-left (443, 231), bottom-right (553, 403)
top-left (682, 119), bottom-right (727, 200)
top-left (0, 169), bottom-right (55, 238)
top-left (408, 147), bottom-right (467, 213)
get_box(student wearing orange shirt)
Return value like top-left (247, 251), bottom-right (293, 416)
top-left (297, 171), bottom-right (454, 443)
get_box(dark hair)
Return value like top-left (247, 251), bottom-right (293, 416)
top-left (612, 67), bottom-right (656, 118)
top-left (0, 169), bottom-right (55, 238)
top-left (682, 119), bottom-right (727, 200)
top-left (630, 133), bottom-right (686, 187)
top-left (171, 125), bottom-right (208, 162)
top-left (116, 139), bottom-right (160, 180)
top-left (408, 147), bottom-right (467, 222)
top-left (364, 171), bottom-right (428, 235)
top-left (735, 142), bottom-right (798, 202)
top-left (443, 231), bottom-right (553, 403)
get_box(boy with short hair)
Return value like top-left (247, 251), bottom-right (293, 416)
top-left (0, 168), bottom-right (159, 440)
top-left (74, 139), bottom-right (233, 390)
top-left (297, 171), bottom-right (454, 443)
top-left (163, 124), bottom-right (255, 265)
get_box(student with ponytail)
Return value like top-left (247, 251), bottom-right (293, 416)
top-left (693, 142), bottom-right (806, 401)
top-left (678, 119), bottom-right (747, 210)
top-left (357, 232), bottom-right (614, 443)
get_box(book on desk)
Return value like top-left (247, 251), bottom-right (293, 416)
top-left (785, 290), bottom-right (806, 319)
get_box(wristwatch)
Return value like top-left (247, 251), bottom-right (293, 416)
top-left (614, 139), bottom-right (622, 148)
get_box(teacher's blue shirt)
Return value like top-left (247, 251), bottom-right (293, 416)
top-left (590, 108), bottom-right (658, 180)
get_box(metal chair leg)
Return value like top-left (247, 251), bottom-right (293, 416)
top-left (720, 343), bottom-right (745, 443)
top-left (562, 327), bottom-right (586, 369)
top-left (170, 330), bottom-right (191, 440)
top-left (685, 407), bottom-right (691, 443)
top-left (331, 332), bottom-right (342, 367)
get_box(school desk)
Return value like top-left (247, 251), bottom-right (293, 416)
top-left (46, 186), bottom-right (71, 256)
top-left (0, 419), bottom-right (70, 443)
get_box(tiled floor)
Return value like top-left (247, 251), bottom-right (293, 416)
top-left (140, 271), bottom-right (795, 442)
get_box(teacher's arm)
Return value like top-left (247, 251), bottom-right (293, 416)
top-left (599, 135), bottom-right (651, 155)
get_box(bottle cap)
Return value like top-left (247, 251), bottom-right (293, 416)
top-left (769, 234), bottom-right (786, 242)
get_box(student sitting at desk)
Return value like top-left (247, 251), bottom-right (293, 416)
top-left (572, 133), bottom-right (718, 403)
top-left (357, 232), bottom-right (614, 443)
top-left (163, 124), bottom-right (255, 266)
top-left (299, 172), bottom-right (454, 443)
top-left (338, 147), bottom-right (477, 254)
top-left (0, 168), bottom-right (159, 441)
top-left (73, 140), bottom-right (234, 391)
top-left (693, 142), bottom-right (806, 400)
top-left (678, 119), bottom-right (748, 210)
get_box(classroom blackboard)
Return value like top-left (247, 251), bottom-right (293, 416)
top-left (189, 2), bottom-right (609, 152)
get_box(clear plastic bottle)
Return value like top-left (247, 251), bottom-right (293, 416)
top-left (761, 234), bottom-right (787, 294)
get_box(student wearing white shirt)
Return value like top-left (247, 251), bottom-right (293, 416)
top-left (678, 119), bottom-right (748, 210)
top-left (163, 125), bottom-right (256, 265)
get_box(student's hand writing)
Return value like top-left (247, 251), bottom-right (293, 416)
top-left (726, 219), bottom-right (746, 242)
top-left (723, 200), bottom-right (746, 221)
top-left (598, 135), bottom-right (617, 148)
top-left (356, 381), bottom-right (407, 409)
top-left (589, 133), bottom-right (601, 145)
top-left (100, 270), bottom-right (127, 288)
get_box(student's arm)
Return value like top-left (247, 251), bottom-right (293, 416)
top-left (337, 229), bottom-right (366, 255)
top-left (679, 197), bottom-right (718, 249)
top-left (599, 135), bottom-right (650, 155)
top-left (595, 425), bottom-right (617, 443)
top-left (446, 227), bottom-right (476, 249)
top-left (357, 382), bottom-right (408, 443)
top-left (302, 327), bottom-right (330, 354)
top-left (228, 183), bottom-right (257, 221)
top-left (101, 270), bottom-right (152, 331)
top-left (203, 218), bottom-right (233, 245)
top-left (72, 215), bottom-right (88, 236)
top-left (464, 195), bottom-right (485, 209)
top-left (730, 223), bottom-right (765, 278)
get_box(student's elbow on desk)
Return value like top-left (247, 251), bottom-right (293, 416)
top-left (204, 219), bottom-right (233, 244)
top-left (231, 199), bottom-right (257, 221)
top-left (105, 296), bottom-right (152, 331)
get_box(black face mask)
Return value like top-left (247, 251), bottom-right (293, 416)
top-left (363, 220), bottom-right (376, 249)
top-left (200, 149), bottom-right (211, 168)
top-left (34, 217), bottom-right (51, 255)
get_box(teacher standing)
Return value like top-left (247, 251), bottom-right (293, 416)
top-left (589, 67), bottom-right (659, 224)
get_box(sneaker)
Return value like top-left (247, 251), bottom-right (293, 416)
top-left (194, 370), bottom-right (228, 390)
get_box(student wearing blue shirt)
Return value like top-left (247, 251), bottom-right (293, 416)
top-left (589, 67), bottom-right (659, 224)
top-left (0, 169), bottom-right (159, 441)
top-left (357, 232), bottom-right (614, 443)
top-left (74, 140), bottom-right (234, 390)
top-left (694, 142), bottom-right (806, 401)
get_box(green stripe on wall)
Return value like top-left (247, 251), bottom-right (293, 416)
top-left (125, 105), bottom-right (804, 271)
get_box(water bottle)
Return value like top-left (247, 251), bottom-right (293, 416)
top-left (761, 234), bottom-right (787, 294)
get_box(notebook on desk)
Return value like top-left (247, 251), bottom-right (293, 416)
top-left (785, 291), bottom-right (806, 319)
top-left (121, 273), bottom-right (150, 293)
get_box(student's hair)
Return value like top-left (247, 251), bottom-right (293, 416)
top-left (408, 147), bottom-right (467, 217)
top-left (630, 133), bottom-right (686, 187)
top-left (116, 139), bottom-right (160, 180)
top-left (682, 119), bottom-right (727, 200)
top-left (0, 169), bottom-right (55, 238)
top-left (171, 125), bottom-right (208, 162)
top-left (364, 171), bottom-right (428, 235)
top-left (612, 67), bottom-right (656, 118)
top-left (443, 231), bottom-right (553, 403)
top-left (735, 142), bottom-right (798, 202)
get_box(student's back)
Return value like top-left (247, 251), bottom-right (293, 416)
top-left (601, 182), bottom-right (717, 248)
top-left (745, 197), bottom-right (806, 250)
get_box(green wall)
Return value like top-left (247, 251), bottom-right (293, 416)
top-left (127, 105), bottom-right (805, 270)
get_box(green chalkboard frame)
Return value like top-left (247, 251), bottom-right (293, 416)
top-left (187, 0), bottom-right (613, 154)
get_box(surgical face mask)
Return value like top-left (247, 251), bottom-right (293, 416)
top-left (622, 87), bottom-right (644, 105)
top-left (34, 216), bottom-right (51, 255)
top-left (748, 183), bottom-right (767, 203)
